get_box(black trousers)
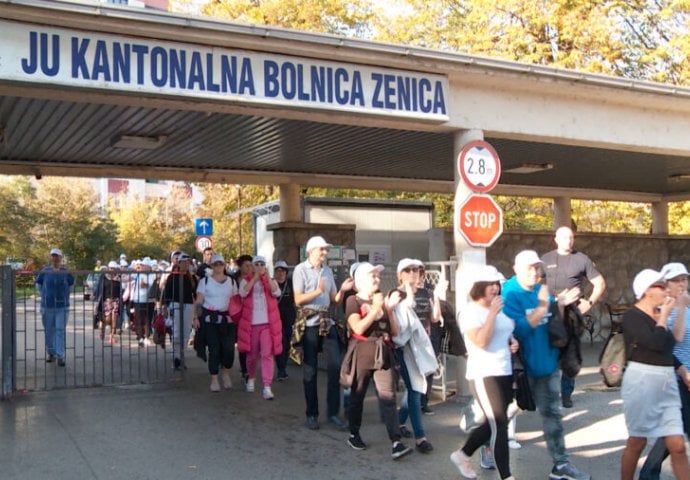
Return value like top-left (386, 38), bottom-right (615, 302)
top-left (204, 322), bottom-right (236, 375)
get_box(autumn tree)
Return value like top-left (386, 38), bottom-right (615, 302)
top-left (0, 177), bottom-right (37, 262)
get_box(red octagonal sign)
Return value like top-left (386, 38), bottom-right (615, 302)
top-left (458, 194), bottom-right (503, 247)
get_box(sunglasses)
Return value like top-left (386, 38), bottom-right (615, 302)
top-left (212, 262), bottom-right (224, 266)
top-left (402, 267), bottom-right (420, 273)
top-left (254, 262), bottom-right (266, 267)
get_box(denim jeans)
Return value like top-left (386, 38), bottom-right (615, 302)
top-left (42, 307), bottom-right (68, 358)
top-left (302, 325), bottom-right (341, 418)
top-left (529, 369), bottom-right (568, 464)
top-left (639, 377), bottom-right (690, 480)
top-left (398, 350), bottom-right (426, 439)
top-left (561, 373), bottom-right (575, 399)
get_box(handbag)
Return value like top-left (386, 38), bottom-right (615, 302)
top-left (548, 302), bottom-right (569, 348)
top-left (339, 340), bottom-right (357, 388)
top-left (512, 350), bottom-right (536, 411)
top-left (229, 294), bottom-right (242, 323)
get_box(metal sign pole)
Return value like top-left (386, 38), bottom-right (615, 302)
top-left (1, 266), bottom-right (16, 399)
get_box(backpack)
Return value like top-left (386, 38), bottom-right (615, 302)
top-left (599, 329), bottom-right (626, 387)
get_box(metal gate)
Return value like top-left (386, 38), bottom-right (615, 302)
top-left (1, 266), bottom-right (179, 398)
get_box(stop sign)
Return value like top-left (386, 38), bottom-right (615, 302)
top-left (458, 194), bottom-right (503, 247)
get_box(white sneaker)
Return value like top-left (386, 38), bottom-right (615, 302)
top-left (210, 378), bottom-right (220, 392)
top-left (450, 450), bottom-right (477, 479)
top-left (262, 386), bottom-right (274, 400)
top-left (222, 374), bottom-right (232, 390)
top-left (246, 378), bottom-right (255, 393)
top-left (508, 439), bottom-right (522, 450)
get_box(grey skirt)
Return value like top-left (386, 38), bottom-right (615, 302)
top-left (621, 361), bottom-right (683, 438)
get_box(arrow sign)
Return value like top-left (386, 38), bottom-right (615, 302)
top-left (195, 218), bottom-right (213, 236)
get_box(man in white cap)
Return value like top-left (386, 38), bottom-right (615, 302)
top-left (541, 226), bottom-right (606, 408)
top-left (35, 248), bottom-right (74, 367)
top-left (291, 235), bottom-right (353, 430)
top-left (502, 250), bottom-right (590, 480)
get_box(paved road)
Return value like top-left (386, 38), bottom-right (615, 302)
top-left (0, 343), bottom-right (679, 479)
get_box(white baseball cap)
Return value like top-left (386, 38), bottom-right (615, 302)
top-left (274, 260), bottom-right (289, 270)
top-left (354, 262), bottom-right (385, 290)
top-left (107, 260), bottom-right (119, 269)
top-left (210, 254), bottom-right (225, 264)
top-left (49, 248), bottom-right (63, 256)
top-left (252, 255), bottom-right (267, 265)
top-left (661, 262), bottom-right (689, 281)
top-left (305, 236), bottom-right (332, 253)
top-left (471, 265), bottom-right (505, 285)
top-left (633, 269), bottom-right (665, 300)
top-left (397, 258), bottom-right (423, 274)
top-left (514, 250), bottom-right (543, 268)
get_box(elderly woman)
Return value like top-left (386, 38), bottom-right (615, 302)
top-left (193, 254), bottom-right (238, 392)
top-left (620, 269), bottom-right (690, 480)
top-left (237, 255), bottom-right (283, 400)
top-left (343, 262), bottom-right (411, 460)
top-left (450, 265), bottom-right (518, 480)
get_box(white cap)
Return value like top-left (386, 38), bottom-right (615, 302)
top-left (349, 262), bottom-right (362, 278)
top-left (305, 236), bottom-right (332, 253)
top-left (178, 253), bottom-right (191, 262)
top-left (354, 262), bottom-right (385, 290)
top-left (661, 262), bottom-right (689, 281)
top-left (274, 260), bottom-right (289, 270)
top-left (252, 255), bottom-right (267, 265)
top-left (471, 265), bottom-right (505, 285)
top-left (49, 248), bottom-right (63, 256)
top-left (514, 250), bottom-right (543, 268)
top-left (107, 260), bottom-right (119, 269)
top-left (210, 254), bottom-right (225, 264)
top-left (633, 269), bottom-right (665, 300)
top-left (397, 258), bottom-right (423, 274)
top-left (120, 253), bottom-right (127, 259)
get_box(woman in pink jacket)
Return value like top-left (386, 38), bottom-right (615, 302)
top-left (238, 256), bottom-right (283, 400)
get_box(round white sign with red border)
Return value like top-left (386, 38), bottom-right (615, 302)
top-left (458, 140), bottom-right (501, 193)
top-left (195, 236), bottom-right (213, 253)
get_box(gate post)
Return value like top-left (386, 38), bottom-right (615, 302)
top-left (1, 265), bottom-right (16, 399)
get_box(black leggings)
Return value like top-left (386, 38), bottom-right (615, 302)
top-left (204, 322), bottom-right (236, 375)
top-left (462, 375), bottom-right (513, 479)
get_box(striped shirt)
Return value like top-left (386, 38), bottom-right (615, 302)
top-left (669, 306), bottom-right (690, 368)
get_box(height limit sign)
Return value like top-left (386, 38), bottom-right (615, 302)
top-left (458, 141), bottom-right (501, 193)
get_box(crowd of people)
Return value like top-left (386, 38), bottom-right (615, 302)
top-left (34, 226), bottom-right (690, 478)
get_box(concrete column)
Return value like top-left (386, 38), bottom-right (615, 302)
top-left (453, 129), bottom-right (485, 397)
top-left (553, 197), bottom-right (572, 229)
top-left (651, 201), bottom-right (669, 234)
top-left (279, 184), bottom-right (301, 223)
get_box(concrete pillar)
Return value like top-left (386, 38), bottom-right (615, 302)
top-left (651, 201), bottom-right (669, 234)
top-left (453, 129), bottom-right (485, 396)
top-left (279, 184), bottom-right (301, 223)
top-left (553, 197), bottom-right (572, 229)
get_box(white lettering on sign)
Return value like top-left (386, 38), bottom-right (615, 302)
top-left (0, 21), bottom-right (450, 122)
top-left (463, 211), bottom-right (498, 228)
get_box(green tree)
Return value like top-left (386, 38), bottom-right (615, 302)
top-left (0, 177), bottom-right (37, 262)
top-left (29, 178), bottom-right (119, 269)
top-left (572, 199), bottom-right (651, 233)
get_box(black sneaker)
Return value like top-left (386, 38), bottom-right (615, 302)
top-left (562, 396), bottom-right (573, 408)
top-left (46, 355), bottom-right (54, 363)
top-left (415, 440), bottom-right (433, 454)
top-left (173, 358), bottom-right (181, 370)
top-left (57, 358), bottom-right (65, 367)
top-left (391, 441), bottom-right (413, 460)
top-left (348, 433), bottom-right (367, 450)
top-left (421, 405), bottom-right (435, 415)
top-left (399, 425), bottom-right (413, 438)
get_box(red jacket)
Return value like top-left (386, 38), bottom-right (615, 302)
top-left (237, 273), bottom-right (283, 355)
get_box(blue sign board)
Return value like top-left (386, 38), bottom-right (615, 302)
top-left (195, 218), bottom-right (213, 236)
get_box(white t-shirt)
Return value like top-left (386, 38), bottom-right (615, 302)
top-left (460, 302), bottom-right (515, 380)
top-left (131, 273), bottom-right (156, 304)
top-left (196, 275), bottom-right (237, 311)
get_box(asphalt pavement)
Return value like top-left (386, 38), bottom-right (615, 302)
top-left (0, 342), bottom-right (680, 480)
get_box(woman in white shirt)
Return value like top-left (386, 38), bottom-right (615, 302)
top-left (450, 265), bottom-right (518, 480)
top-left (193, 254), bottom-right (238, 392)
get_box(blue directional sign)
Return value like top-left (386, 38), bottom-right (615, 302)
top-left (195, 218), bottom-right (213, 236)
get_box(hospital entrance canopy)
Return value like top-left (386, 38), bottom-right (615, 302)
top-left (1, 0), bottom-right (690, 203)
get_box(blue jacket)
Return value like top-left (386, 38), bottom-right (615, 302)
top-left (502, 276), bottom-right (559, 378)
top-left (36, 266), bottom-right (74, 309)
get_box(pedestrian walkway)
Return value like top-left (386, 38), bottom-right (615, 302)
top-left (0, 343), bottom-right (678, 479)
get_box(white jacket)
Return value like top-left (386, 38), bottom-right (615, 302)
top-left (392, 301), bottom-right (438, 393)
